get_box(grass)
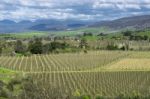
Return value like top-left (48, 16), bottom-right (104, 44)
top-left (0, 67), bottom-right (16, 74)
top-left (0, 32), bottom-right (48, 38)
top-left (105, 58), bottom-right (150, 70)
top-left (82, 35), bottom-right (99, 41)
top-left (0, 27), bottom-right (150, 39)
top-left (0, 67), bottom-right (17, 83)
top-left (137, 30), bottom-right (150, 37)
top-left (0, 27), bottom-right (110, 38)
top-left (47, 27), bottom-right (111, 36)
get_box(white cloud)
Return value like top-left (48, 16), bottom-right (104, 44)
top-left (93, 2), bottom-right (115, 9)
top-left (0, 0), bottom-right (150, 21)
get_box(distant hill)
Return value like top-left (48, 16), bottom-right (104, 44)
top-left (0, 19), bottom-right (16, 24)
top-left (0, 15), bottom-right (150, 33)
top-left (89, 15), bottom-right (150, 30)
top-left (0, 19), bottom-right (89, 33)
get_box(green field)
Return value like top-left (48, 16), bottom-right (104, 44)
top-left (0, 51), bottom-right (150, 98)
top-left (0, 28), bottom-right (150, 40)
top-left (0, 27), bottom-right (111, 38)
top-left (0, 32), bottom-right (48, 38)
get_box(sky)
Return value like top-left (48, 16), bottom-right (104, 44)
top-left (0, 0), bottom-right (150, 22)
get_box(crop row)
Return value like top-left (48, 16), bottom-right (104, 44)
top-left (25, 71), bottom-right (150, 98)
top-left (0, 51), bottom-right (128, 72)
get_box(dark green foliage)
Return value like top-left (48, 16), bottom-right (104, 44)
top-left (143, 35), bottom-right (149, 40)
top-left (0, 89), bottom-right (8, 98)
top-left (28, 40), bottom-right (34, 51)
top-left (7, 78), bottom-right (21, 91)
top-left (122, 30), bottom-right (149, 41)
top-left (29, 38), bottom-right (43, 54)
top-left (0, 81), bottom-right (4, 89)
top-left (42, 43), bottom-right (51, 54)
top-left (50, 41), bottom-right (68, 50)
top-left (129, 35), bottom-right (149, 41)
top-left (97, 33), bottom-right (107, 36)
top-left (83, 32), bottom-right (93, 36)
top-left (28, 38), bottom-right (69, 54)
top-left (84, 49), bottom-right (88, 53)
top-left (95, 95), bottom-right (105, 99)
top-left (0, 81), bottom-right (8, 98)
top-left (79, 38), bottom-right (88, 49)
top-left (75, 95), bottom-right (91, 99)
top-left (120, 46), bottom-right (126, 51)
top-left (0, 76), bottom-right (41, 99)
top-left (116, 93), bottom-right (127, 99)
top-left (122, 31), bottom-right (132, 36)
top-left (42, 41), bottom-right (69, 54)
top-left (81, 95), bottom-right (91, 99)
top-left (15, 40), bottom-right (27, 54)
top-left (0, 47), bottom-right (2, 55)
top-left (20, 77), bottom-right (41, 99)
top-left (106, 44), bottom-right (118, 50)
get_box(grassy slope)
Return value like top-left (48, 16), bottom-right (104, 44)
top-left (54, 27), bottom-right (110, 36)
top-left (137, 30), bottom-right (150, 37)
top-left (0, 27), bottom-right (150, 39)
top-left (0, 32), bottom-right (48, 39)
top-left (0, 27), bottom-right (111, 38)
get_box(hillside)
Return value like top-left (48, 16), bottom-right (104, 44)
top-left (89, 15), bottom-right (150, 30)
top-left (0, 19), bottom-right (90, 33)
top-left (0, 15), bottom-right (150, 34)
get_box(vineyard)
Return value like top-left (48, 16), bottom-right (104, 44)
top-left (0, 51), bottom-right (129, 72)
top-left (26, 72), bottom-right (150, 98)
top-left (0, 51), bottom-right (150, 98)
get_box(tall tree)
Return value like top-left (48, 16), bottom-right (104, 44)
top-left (15, 40), bottom-right (26, 54)
top-left (29, 38), bottom-right (43, 54)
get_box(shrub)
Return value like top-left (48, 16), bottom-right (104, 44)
top-left (106, 44), bottom-right (118, 50)
top-left (29, 39), bottom-right (43, 54)
top-left (15, 40), bottom-right (27, 54)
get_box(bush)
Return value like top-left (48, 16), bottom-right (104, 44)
top-left (84, 50), bottom-right (88, 54)
top-left (29, 39), bottom-right (43, 54)
top-left (122, 31), bottom-right (132, 36)
top-left (15, 40), bottom-right (27, 54)
top-left (95, 95), bottom-right (105, 99)
top-left (106, 44), bottom-right (118, 50)
top-left (0, 89), bottom-right (8, 98)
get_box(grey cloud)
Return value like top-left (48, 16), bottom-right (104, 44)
top-left (0, 0), bottom-right (150, 21)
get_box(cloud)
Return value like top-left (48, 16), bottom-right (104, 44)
top-left (0, 0), bottom-right (150, 21)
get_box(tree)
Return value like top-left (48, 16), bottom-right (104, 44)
top-left (144, 35), bottom-right (148, 40)
top-left (79, 38), bottom-right (88, 49)
top-left (122, 31), bottom-right (132, 36)
top-left (106, 43), bottom-right (118, 50)
top-left (29, 38), bottom-right (43, 54)
top-left (0, 47), bottom-right (2, 55)
top-left (42, 43), bottom-right (50, 54)
top-left (15, 40), bottom-right (26, 54)
top-left (83, 32), bottom-right (93, 36)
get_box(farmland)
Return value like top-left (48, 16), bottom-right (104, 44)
top-left (0, 51), bottom-right (129, 72)
top-left (0, 32), bottom-right (48, 39)
top-left (0, 51), bottom-right (150, 98)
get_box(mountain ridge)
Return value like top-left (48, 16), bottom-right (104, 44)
top-left (0, 15), bottom-right (150, 33)
top-left (89, 15), bottom-right (150, 30)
